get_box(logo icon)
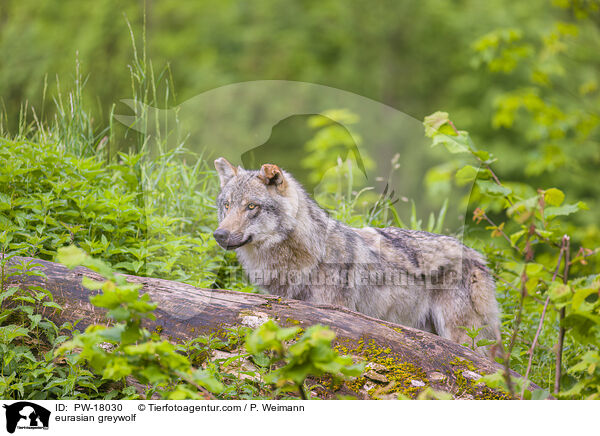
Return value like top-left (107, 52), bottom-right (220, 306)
top-left (2, 402), bottom-right (51, 433)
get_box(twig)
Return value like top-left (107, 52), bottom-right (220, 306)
top-left (503, 224), bottom-right (535, 398)
top-left (298, 384), bottom-right (308, 400)
top-left (520, 236), bottom-right (567, 399)
top-left (489, 269), bottom-right (517, 291)
top-left (503, 273), bottom-right (525, 397)
top-left (476, 210), bottom-right (520, 252)
top-left (520, 296), bottom-right (550, 400)
top-left (569, 247), bottom-right (599, 266)
top-left (554, 236), bottom-right (570, 394)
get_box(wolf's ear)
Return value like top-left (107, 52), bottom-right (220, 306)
top-left (214, 157), bottom-right (238, 188)
top-left (258, 163), bottom-right (286, 192)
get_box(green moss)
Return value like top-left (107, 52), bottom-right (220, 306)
top-left (450, 357), bottom-right (511, 400)
top-left (450, 357), bottom-right (476, 372)
top-left (331, 337), bottom-right (429, 399)
top-left (260, 296), bottom-right (289, 309)
top-left (319, 338), bottom-right (512, 400)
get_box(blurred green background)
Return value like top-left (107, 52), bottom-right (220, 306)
top-left (1, 0), bottom-right (598, 229)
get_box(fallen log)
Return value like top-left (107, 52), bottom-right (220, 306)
top-left (5, 255), bottom-right (540, 399)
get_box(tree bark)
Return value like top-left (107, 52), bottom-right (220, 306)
top-left (5, 256), bottom-right (541, 399)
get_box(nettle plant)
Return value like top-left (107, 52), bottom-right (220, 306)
top-left (0, 138), bottom-right (252, 293)
top-left (55, 245), bottom-right (225, 399)
top-left (424, 111), bottom-right (599, 399)
top-left (0, 246), bottom-right (103, 400)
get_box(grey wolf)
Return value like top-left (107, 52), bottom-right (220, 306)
top-left (213, 157), bottom-right (500, 348)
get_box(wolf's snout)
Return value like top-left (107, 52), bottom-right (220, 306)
top-left (213, 228), bottom-right (251, 250)
top-left (213, 228), bottom-right (230, 246)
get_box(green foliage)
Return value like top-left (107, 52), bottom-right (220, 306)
top-left (424, 111), bottom-right (599, 399)
top-left (0, 136), bottom-right (253, 292)
top-left (0, 256), bottom-right (104, 399)
top-left (55, 246), bottom-right (225, 399)
top-left (246, 320), bottom-right (364, 399)
top-left (458, 325), bottom-right (497, 352)
top-left (465, 0), bottom-right (600, 236)
top-left (301, 111), bottom-right (378, 227)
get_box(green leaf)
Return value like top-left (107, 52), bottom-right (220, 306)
top-left (525, 263), bottom-right (544, 278)
top-left (510, 229), bottom-right (527, 246)
top-left (477, 180), bottom-right (512, 197)
top-left (99, 325), bottom-right (125, 342)
top-left (455, 165), bottom-right (480, 185)
top-left (0, 287), bottom-right (19, 305)
top-left (0, 326), bottom-right (30, 344)
top-left (423, 111), bottom-right (453, 138)
top-left (472, 150), bottom-right (492, 162)
top-left (477, 370), bottom-right (508, 390)
top-left (340, 362), bottom-right (365, 377)
top-left (525, 277), bottom-right (540, 295)
top-left (544, 188), bottom-right (565, 207)
top-left (193, 369), bottom-right (225, 394)
top-left (57, 245), bottom-right (88, 268)
top-left (431, 131), bottom-right (470, 154)
top-left (90, 290), bottom-right (122, 309)
top-left (545, 203), bottom-right (582, 219)
top-left (549, 282), bottom-right (572, 303)
top-left (476, 339), bottom-right (497, 347)
top-left (108, 306), bottom-right (131, 321)
top-left (0, 193), bottom-right (11, 211)
top-left (531, 389), bottom-right (550, 400)
top-left (42, 301), bottom-right (62, 310)
top-left (102, 357), bottom-right (132, 380)
top-left (571, 287), bottom-right (598, 311)
top-left (82, 276), bottom-right (105, 290)
top-left (275, 326), bottom-right (301, 341)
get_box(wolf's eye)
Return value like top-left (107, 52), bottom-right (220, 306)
top-left (247, 203), bottom-right (257, 210)
top-left (224, 201), bottom-right (230, 210)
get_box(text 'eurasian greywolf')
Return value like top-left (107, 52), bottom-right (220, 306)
top-left (213, 158), bottom-right (500, 348)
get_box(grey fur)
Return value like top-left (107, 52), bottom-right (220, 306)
top-left (213, 158), bottom-right (500, 349)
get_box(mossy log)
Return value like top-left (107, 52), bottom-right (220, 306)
top-left (6, 255), bottom-right (540, 399)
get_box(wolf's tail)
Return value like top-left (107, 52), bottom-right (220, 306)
top-left (468, 261), bottom-right (502, 344)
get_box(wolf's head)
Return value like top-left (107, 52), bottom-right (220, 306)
top-left (213, 157), bottom-right (300, 250)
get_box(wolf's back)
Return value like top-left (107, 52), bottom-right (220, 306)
top-left (356, 226), bottom-right (500, 345)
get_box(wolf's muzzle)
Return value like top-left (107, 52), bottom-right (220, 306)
top-left (213, 229), bottom-right (251, 250)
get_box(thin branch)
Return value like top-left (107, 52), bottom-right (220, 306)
top-left (569, 246), bottom-right (599, 266)
top-left (298, 384), bottom-right (308, 400)
top-left (477, 210), bottom-right (520, 252)
top-left (520, 236), bottom-right (567, 399)
top-left (503, 224), bottom-right (536, 398)
top-left (554, 236), bottom-right (570, 394)
top-left (520, 297), bottom-right (549, 400)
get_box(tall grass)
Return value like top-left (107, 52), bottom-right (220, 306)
top-left (0, 25), bottom-right (255, 292)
